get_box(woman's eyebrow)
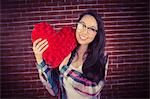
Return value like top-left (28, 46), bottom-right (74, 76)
top-left (88, 25), bottom-right (97, 30)
top-left (90, 26), bottom-right (97, 30)
top-left (79, 21), bottom-right (85, 24)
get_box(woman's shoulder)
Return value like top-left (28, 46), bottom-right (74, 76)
top-left (59, 53), bottom-right (71, 70)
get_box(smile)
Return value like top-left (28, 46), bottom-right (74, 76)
top-left (79, 35), bottom-right (88, 40)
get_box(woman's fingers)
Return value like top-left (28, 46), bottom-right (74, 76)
top-left (33, 38), bottom-right (49, 54)
top-left (33, 38), bottom-right (42, 47)
top-left (38, 40), bottom-right (49, 52)
top-left (36, 39), bottom-right (47, 49)
top-left (32, 38), bottom-right (49, 64)
top-left (40, 44), bottom-right (49, 53)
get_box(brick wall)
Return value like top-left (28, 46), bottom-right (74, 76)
top-left (1, 0), bottom-right (149, 99)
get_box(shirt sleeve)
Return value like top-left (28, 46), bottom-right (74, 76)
top-left (60, 65), bottom-right (105, 97)
top-left (36, 60), bottom-right (59, 96)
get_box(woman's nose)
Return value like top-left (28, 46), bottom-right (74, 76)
top-left (82, 27), bottom-right (88, 34)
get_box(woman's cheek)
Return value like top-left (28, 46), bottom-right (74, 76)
top-left (76, 31), bottom-right (80, 41)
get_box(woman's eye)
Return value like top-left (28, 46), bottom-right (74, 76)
top-left (89, 28), bottom-right (95, 32)
top-left (83, 24), bottom-right (86, 28)
top-left (88, 28), bottom-right (97, 33)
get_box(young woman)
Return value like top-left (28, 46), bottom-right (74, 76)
top-left (32, 11), bottom-right (108, 99)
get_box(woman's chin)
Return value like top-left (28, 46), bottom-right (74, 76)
top-left (78, 40), bottom-right (89, 45)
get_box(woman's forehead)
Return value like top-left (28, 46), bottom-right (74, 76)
top-left (80, 15), bottom-right (98, 28)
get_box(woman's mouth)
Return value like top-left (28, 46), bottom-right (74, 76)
top-left (79, 35), bottom-right (87, 40)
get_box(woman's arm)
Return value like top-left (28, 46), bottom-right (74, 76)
top-left (37, 60), bottom-right (59, 96)
top-left (32, 38), bottom-right (59, 96)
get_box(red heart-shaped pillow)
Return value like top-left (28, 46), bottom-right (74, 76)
top-left (32, 22), bottom-right (77, 68)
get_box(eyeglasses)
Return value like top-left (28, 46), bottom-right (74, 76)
top-left (77, 22), bottom-right (98, 34)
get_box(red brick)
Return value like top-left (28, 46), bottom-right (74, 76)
top-left (1, 0), bottom-right (149, 99)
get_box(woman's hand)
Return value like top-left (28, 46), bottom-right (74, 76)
top-left (32, 38), bottom-right (49, 64)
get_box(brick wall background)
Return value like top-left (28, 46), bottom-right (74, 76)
top-left (0, 0), bottom-right (149, 99)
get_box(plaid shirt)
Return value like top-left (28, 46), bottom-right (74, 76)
top-left (37, 59), bottom-right (107, 99)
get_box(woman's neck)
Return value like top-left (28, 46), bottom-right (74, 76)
top-left (77, 44), bottom-right (88, 58)
top-left (71, 44), bottom-right (88, 68)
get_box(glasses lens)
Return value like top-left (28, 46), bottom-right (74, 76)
top-left (88, 28), bottom-right (97, 34)
top-left (77, 22), bottom-right (83, 30)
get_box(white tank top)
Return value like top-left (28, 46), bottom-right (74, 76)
top-left (63, 64), bottom-right (98, 99)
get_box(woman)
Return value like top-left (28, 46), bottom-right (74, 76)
top-left (32, 11), bottom-right (108, 99)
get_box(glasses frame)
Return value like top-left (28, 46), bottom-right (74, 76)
top-left (77, 22), bottom-right (98, 34)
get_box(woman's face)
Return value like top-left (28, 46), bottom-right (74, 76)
top-left (76, 15), bottom-right (98, 45)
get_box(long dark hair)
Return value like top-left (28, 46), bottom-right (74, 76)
top-left (72, 11), bottom-right (108, 83)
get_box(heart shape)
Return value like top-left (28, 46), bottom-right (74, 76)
top-left (32, 22), bottom-right (77, 68)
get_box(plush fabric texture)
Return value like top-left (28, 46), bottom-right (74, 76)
top-left (32, 22), bottom-right (77, 68)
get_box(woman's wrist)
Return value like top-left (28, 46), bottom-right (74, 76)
top-left (36, 57), bottom-right (43, 65)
